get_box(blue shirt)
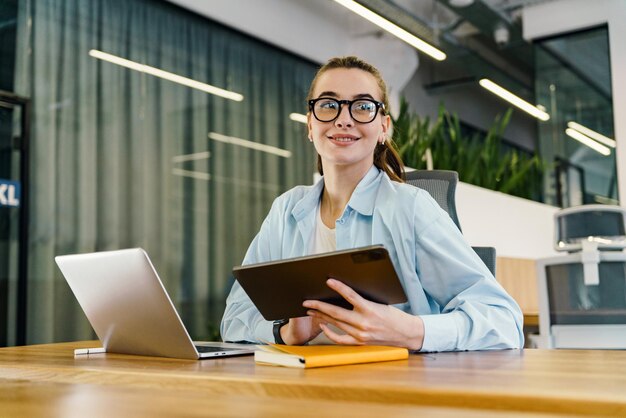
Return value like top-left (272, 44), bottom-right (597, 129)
top-left (221, 166), bottom-right (524, 351)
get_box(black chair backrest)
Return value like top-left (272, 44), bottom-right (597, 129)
top-left (405, 170), bottom-right (462, 232)
top-left (404, 169), bottom-right (496, 276)
top-left (471, 246), bottom-right (497, 276)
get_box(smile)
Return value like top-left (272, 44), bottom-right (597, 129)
top-left (329, 135), bottom-right (359, 142)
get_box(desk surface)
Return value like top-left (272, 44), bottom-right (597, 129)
top-left (1, 342), bottom-right (625, 417)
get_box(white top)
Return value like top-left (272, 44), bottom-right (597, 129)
top-left (309, 199), bottom-right (341, 345)
top-left (310, 200), bottom-right (336, 254)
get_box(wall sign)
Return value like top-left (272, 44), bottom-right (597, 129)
top-left (0, 179), bottom-right (20, 207)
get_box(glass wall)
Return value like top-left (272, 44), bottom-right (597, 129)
top-left (535, 26), bottom-right (616, 207)
top-left (0, 101), bottom-right (23, 347)
top-left (0, 0), bottom-right (20, 347)
top-left (10, 0), bottom-right (318, 344)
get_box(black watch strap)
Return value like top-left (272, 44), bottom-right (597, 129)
top-left (273, 319), bottom-right (289, 344)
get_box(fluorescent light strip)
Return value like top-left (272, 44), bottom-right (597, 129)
top-left (594, 194), bottom-right (619, 205)
top-left (332, 0), bottom-right (446, 61)
top-left (208, 132), bottom-right (292, 158)
top-left (289, 113), bottom-right (308, 124)
top-left (565, 128), bottom-right (611, 156)
top-left (567, 121), bottom-right (615, 148)
top-left (171, 151), bottom-right (211, 163)
top-left (479, 79), bottom-right (550, 121)
top-left (89, 50), bottom-right (244, 102)
top-left (588, 236), bottom-right (613, 244)
top-left (172, 168), bottom-right (211, 181)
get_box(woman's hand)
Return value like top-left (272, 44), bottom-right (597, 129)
top-left (280, 315), bottom-right (325, 345)
top-left (303, 278), bottom-right (425, 350)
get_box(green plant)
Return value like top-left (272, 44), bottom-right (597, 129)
top-left (392, 98), bottom-right (546, 201)
top-left (391, 97), bottom-right (435, 170)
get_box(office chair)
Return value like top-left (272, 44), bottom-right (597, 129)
top-left (405, 169), bottom-right (497, 276)
top-left (534, 205), bottom-right (626, 349)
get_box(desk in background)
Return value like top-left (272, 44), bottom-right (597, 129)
top-left (1, 341), bottom-right (625, 417)
top-left (497, 256), bottom-right (541, 340)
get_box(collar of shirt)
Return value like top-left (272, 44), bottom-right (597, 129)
top-left (290, 165), bottom-right (381, 222)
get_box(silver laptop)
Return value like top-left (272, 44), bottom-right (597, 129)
top-left (55, 248), bottom-right (254, 360)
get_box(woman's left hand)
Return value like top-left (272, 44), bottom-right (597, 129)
top-left (302, 278), bottom-right (425, 350)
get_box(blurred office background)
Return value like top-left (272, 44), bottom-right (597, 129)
top-left (0, 0), bottom-right (623, 346)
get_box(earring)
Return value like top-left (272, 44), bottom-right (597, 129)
top-left (308, 136), bottom-right (313, 142)
top-left (381, 135), bottom-right (387, 145)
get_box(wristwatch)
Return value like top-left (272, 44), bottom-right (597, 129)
top-left (273, 319), bottom-right (289, 344)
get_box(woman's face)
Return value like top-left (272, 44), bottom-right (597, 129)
top-left (308, 68), bottom-right (390, 174)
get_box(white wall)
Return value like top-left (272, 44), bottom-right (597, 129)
top-left (523, 0), bottom-right (626, 204)
top-left (457, 182), bottom-right (559, 259)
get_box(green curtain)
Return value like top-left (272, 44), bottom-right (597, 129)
top-left (14, 0), bottom-right (317, 343)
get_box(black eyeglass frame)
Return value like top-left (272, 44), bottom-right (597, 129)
top-left (307, 97), bottom-right (386, 124)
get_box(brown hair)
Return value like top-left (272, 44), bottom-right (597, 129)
top-left (307, 56), bottom-right (405, 182)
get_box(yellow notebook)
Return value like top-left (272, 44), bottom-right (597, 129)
top-left (255, 344), bottom-right (409, 368)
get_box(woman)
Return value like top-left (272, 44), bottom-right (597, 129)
top-left (221, 56), bottom-right (524, 351)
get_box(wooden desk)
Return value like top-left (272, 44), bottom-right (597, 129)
top-left (1, 342), bottom-right (625, 417)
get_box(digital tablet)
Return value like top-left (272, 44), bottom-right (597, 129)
top-left (232, 245), bottom-right (407, 320)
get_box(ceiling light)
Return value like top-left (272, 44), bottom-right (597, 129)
top-left (289, 113), bottom-right (308, 124)
top-left (89, 50), bottom-right (244, 102)
top-left (479, 79), bottom-right (550, 121)
top-left (567, 121), bottom-right (615, 148)
top-left (594, 194), bottom-right (619, 205)
top-left (332, 0), bottom-right (446, 61)
top-left (172, 168), bottom-right (211, 181)
top-left (208, 132), bottom-right (292, 158)
top-left (171, 151), bottom-right (211, 163)
top-left (565, 128), bottom-right (611, 156)
top-left (448, 0), bottom-right (474, 7)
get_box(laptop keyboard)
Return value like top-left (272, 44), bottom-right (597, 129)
top-left (195, 345), bottom-right (238, 353)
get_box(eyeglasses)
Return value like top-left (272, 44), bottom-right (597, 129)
top-left (308, 97), bottom-right (386, 124)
